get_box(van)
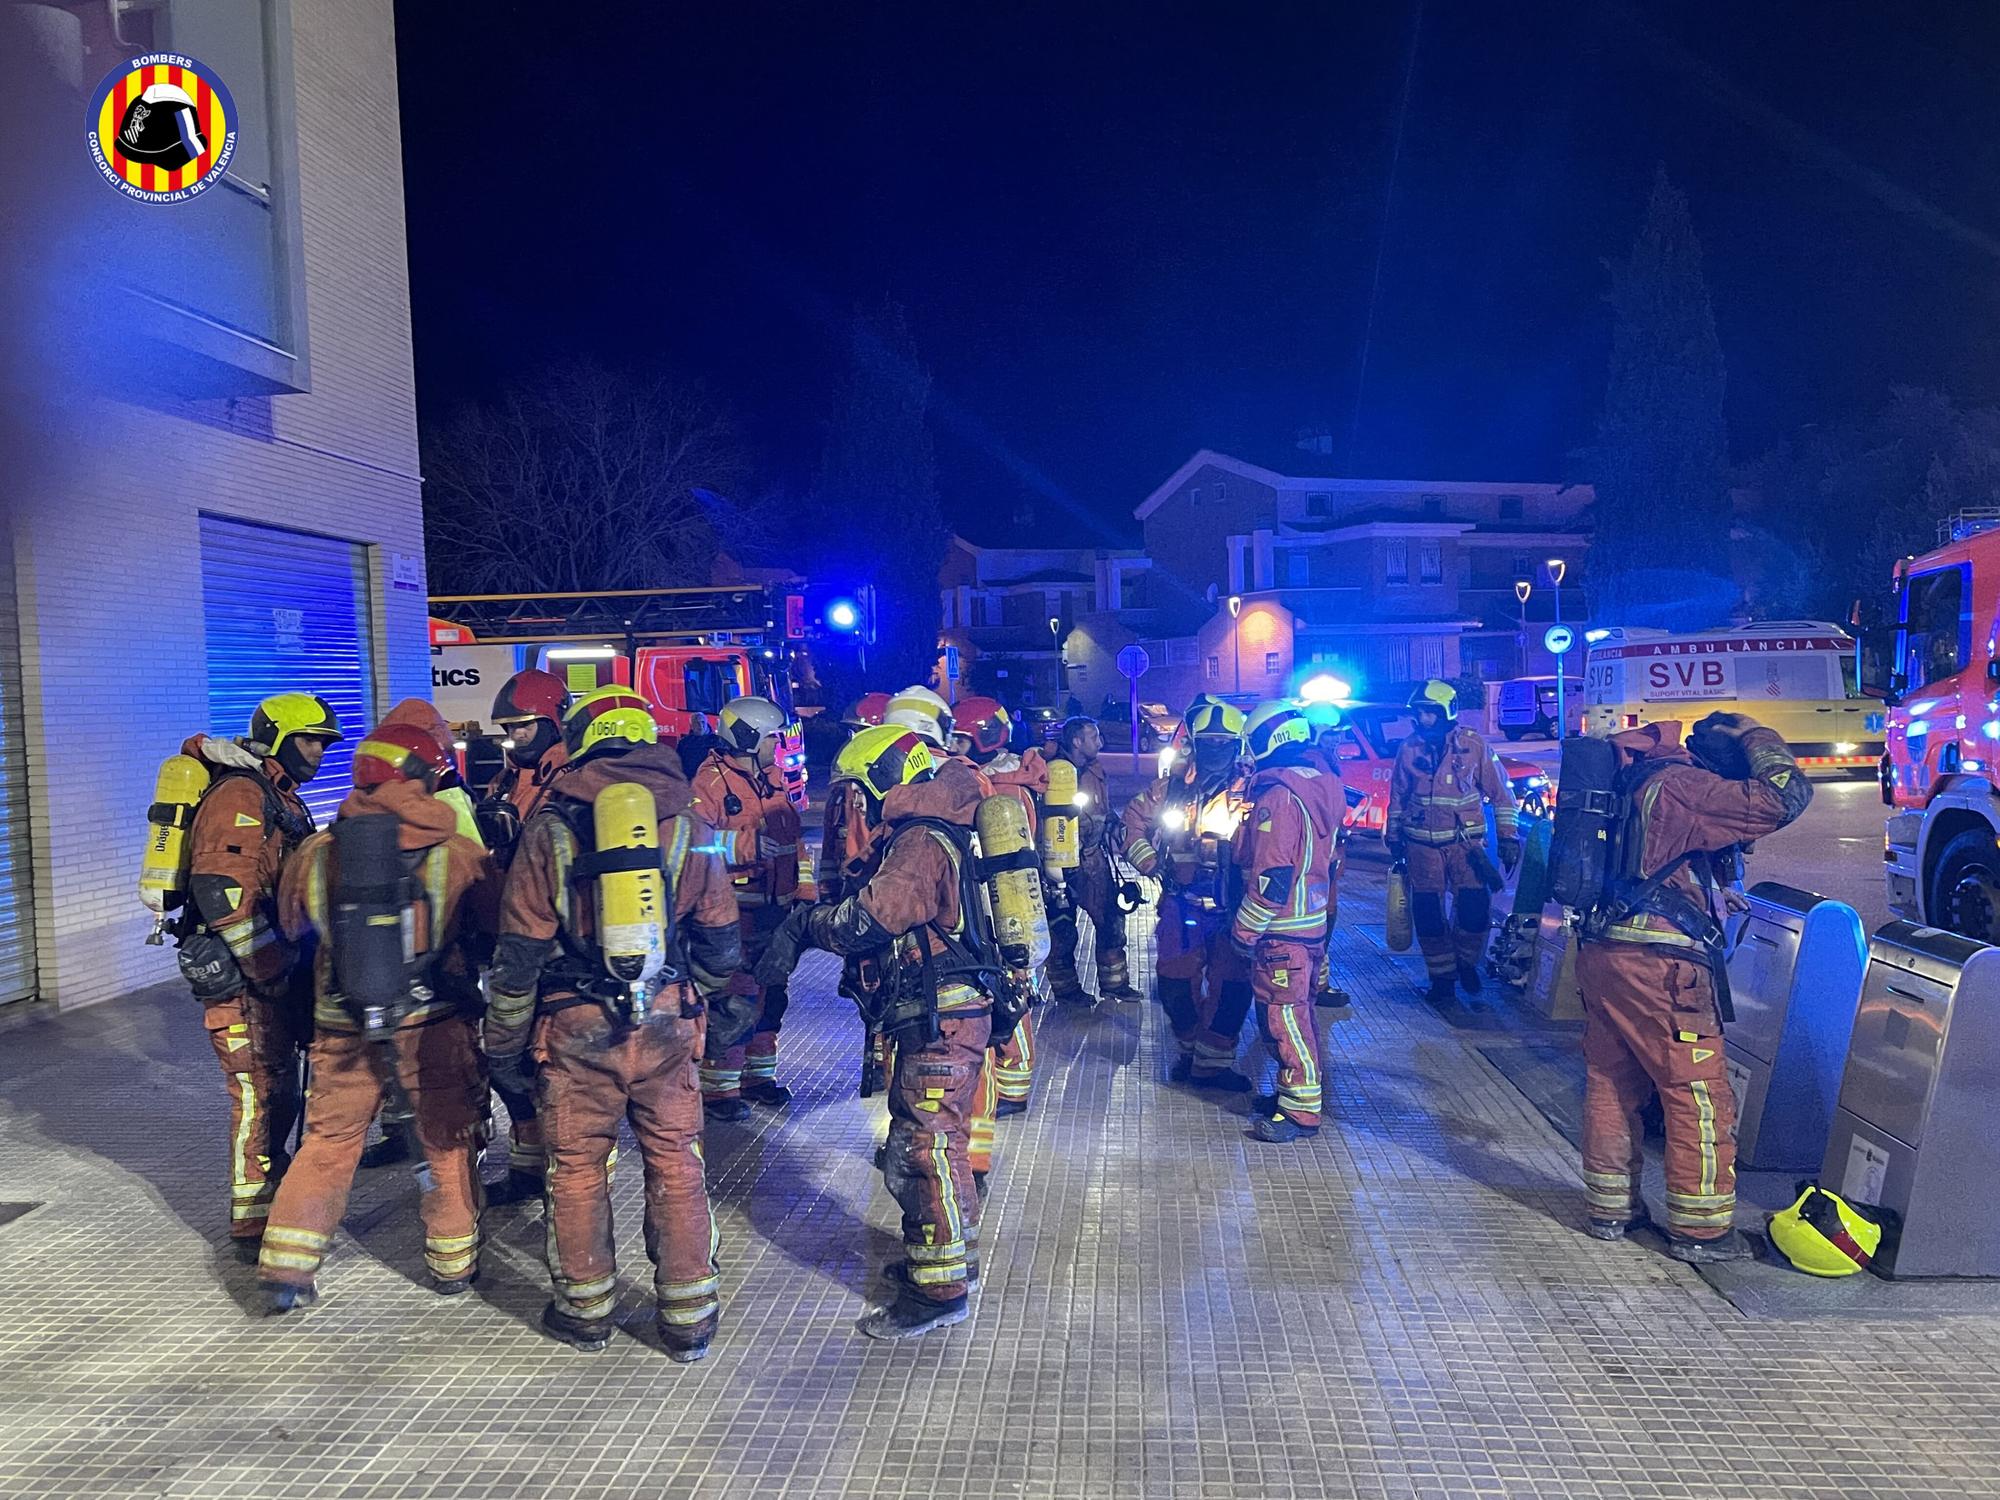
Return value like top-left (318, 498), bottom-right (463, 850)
top-left (1496, 676), bottom-right (1584, 741)
top-left (1582, 621), bottom-right (1881, 772)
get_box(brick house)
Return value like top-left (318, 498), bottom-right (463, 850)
top-left (1, 1), bottom-right (428, 1009)
top-left (1134, 451), bottom-right (1593, 704)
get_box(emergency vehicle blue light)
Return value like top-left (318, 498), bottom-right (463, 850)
top-left (1299, 673), bottom-right (1352, 706)
top-left (826, 599), bottom-right (860, 631)
top-left (1584, 628), bottom-right (1610, 643)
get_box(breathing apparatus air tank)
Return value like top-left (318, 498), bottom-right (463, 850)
top-left (1040, 759), bottom-right (1080, 876)
top-left (1385, 861), bottom-right (1413, 952)
top-left (593, 782), bottom-right (668, 1023)
top-left (330, 814), bottom-right (416, 1021)
top-left (139, 754), bottom-right (211, 942)
top-left (975, 792), bottom-right (1050, 971)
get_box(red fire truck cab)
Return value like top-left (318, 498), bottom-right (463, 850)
top-left (1880, 511), bottom-right (2000, 936)
top-left (429, 586), bottom-right (807, 809)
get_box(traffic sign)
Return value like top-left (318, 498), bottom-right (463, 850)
top-left (1116, 644), bottom-right (1150, 679)
top-left (944, 644), bottom-right (961, 680)
top-left (1544, 624), bottom-right (1575, 656)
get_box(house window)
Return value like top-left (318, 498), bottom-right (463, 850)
top-left (1414, 638), bottom-right (1446, 680)
top-left (1386, 539), bottom-right (1409, 585)
top-left (1286, 551), bottom-right (1310, 587)
top-left (1188, 485), bottom-right (1203, 505)
top-left (1214, 480), bottom-right (1228, 503)
top-left (1499, 495), bottom-right (1524, 520)
top-left (1421, 495), bottom-right (1445, 518)
top-left (1263, 652), bottom-right (1280, 673)
top-left (1512, 554), bottom-right (1532, 582)
top-left (1419, 540), bottom-right (1443, 584)
top-left (1207, 654), bottom-right (1220, 679)
top-left (1308, 492), bottom-right (1332, 516)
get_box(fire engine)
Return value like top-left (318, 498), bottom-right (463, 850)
top-left (1880, 511), bottom-right (2000, 937)
top-left (428, 584), bottom-right (808, 809)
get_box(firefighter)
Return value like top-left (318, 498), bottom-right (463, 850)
top-left (756, 726), bottom-right (1003, 1340)
top-left (1120, 701), bottom-right (1254, 1088)
top-left (1386, 680), bottom-right (1519, 1005)
top-left (690, 695), bottom-right (813, 1119)
top-left (479, 668), bottom-right (573, 851)
top-left (175, 693), bottom-right (340, 1256)
top-left (842, 691), bottom-right (891, 733)
top-left (1232, 703), bottom-right (1346, 1143)
top-left (377, 699), bottom-right (483, 846)
top-left (257, 724), bottom-right (499, 1312)
top-left (454, 668), bottom-right (572, 1199)
top-left (950, 694), bottom-right (1045, 1118)
top-left (1048, 716), bottom-right (1139, 1004)
top-left (884, 684), bottom-right (953, 748)
top-left (485, 688), bottom-right (742, 1358)
top-left (1578, 714), bottom-right (1811, 1262)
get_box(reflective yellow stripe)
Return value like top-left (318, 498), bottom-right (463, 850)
top-left (230, 1073), bottom-right (256, 1200)
top-left (262, 1225), bottom-right (331, 1248)
top-left (660, 1299), bottom-right (719, 1325)
top-left (662, 1274), bottom-right (721, 1299)
top-left (259, 1248), bottom-right (322, 1272)
top-left (1691, 1081), bottom-right (1718, 1197)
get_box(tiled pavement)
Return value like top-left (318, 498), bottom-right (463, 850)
top-left (6, 883), bottom-right (2000, 1499)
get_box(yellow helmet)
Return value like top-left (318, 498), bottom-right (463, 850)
top-left (249, 692), bottom-right (343, 783)
top-left (717, 695), bottom-right (791, 768)
top-left (1767, 1184), bottom-right (1885, 1277)
top-left (1407, 679), bottom-right (1458, 722)
top-left (1243, 701), bottom-right (1311, 764)
top-left (1183, 699), bottom-right (1246, 742)
top-left (563, 687), bottom-right (658, 761)
top-left (833, 724), bottom-right (935, 800)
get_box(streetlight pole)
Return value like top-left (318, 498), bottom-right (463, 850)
top-left (1049, 615), bottom-right (1065, 706)
top-left (1546, 557), bottom-right (1567, 738)
top-left (1227, 594), bottom-right (1243, 696)
top-left (1514, 578), bottom-right (1532, 679)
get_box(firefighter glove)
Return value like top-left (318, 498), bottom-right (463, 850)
top-left (705, 989), bottom-right (761, 1057)
top-left (753, 907), bottom-right (813, 989)
top-left (177, 928), bottom-right (246, 1003)
top-left (487, 1051), bottom-right (536, 1101)
top-left (1498, 836), bottom-right (1522, 874)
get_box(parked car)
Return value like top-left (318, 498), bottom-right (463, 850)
top-left (1496, 676), bottom-right (1585, 741)
top-left (1324, 703), bottom-right (1552, 837)
top-left (1095, 698), bottom-right (1174, 750)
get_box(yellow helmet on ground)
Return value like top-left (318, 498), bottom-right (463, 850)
top-left (1243, 701), bottom-right (1311, 764)
top-left (1767, 1184), bottom-right (1884, 1277)
top-left (563, 687), bottom-right (658, 761)
top-left (1183, 699), bottom-right (1245, 742)
top-left (833, 724), bottom-right (935, 800)
top-left (1407, 679), bottom-right (1458, 722)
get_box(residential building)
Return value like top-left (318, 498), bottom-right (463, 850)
top-left (1, 1), bottom-right (427, 1009)
top-left (1134, 451), bottom-right (1593, 703)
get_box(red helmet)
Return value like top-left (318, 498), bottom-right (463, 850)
top-left (354, 723), bottom-right (453, 788)
top-left (951, 695), bottom-right (1011, 759)
top-left (844, 691), bottom-right (891, 729)
top-left (492, 668), bottom-right (570, 726)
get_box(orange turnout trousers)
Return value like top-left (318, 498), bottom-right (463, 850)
top-left (537, 1005), bottom-right (721, 1335)
top-left (258, 1017), bottom-right (485, 1287)
top-left (886, 1014), bottom-right (990, 1301)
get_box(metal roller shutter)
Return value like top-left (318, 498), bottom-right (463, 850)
top-left (200, 515), bottom-right (376, 826)
top-left (0, 527), bottom-right (36, 1005)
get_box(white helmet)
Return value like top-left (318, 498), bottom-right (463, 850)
top-left (885, 685), bottom-right (953, 747)
top-left (718, 695), bottom-right (791, 769)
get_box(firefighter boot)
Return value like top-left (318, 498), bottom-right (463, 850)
top-left (262, 1282), bottom-right (318, 1316)
top-left (703, 1096), bottom-right (751, 1124)
top-left (743, 1080), bottom-right (793, 1108)
top-left (660, 1314), bottom-right (717, 1364)
top-left (540, 1302), bottom-right (612, 1352)
top-left (1666, 1228), bottom-right (1752, 1265)
top-left (1425, 977), bottom-right (1457, 1007)
top-left (1251, 1113), bottom-right (1319, 1145)
top-left (1457, 960), bottom-right (1485, 997)
top-left (1097, 950), bottom-right (1142, 1004)
top-left (1190, 1068), bottom-right (1252, 1092)
top-left (1587, 1204), bottom-right (1655, 1242)
top-left (858, 1290), bottom-right (971, 1341)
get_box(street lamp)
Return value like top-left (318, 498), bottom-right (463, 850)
top-left (1049, 615), bottom-right (1065, 702)
top-left (1226, 595), bottom-right (1243, 695)
top-left (1545, 559), bottom-right (1568, 737)
top-left (1514, 578), bottom-right (1532, 678)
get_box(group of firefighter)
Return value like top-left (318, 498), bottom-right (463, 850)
top-left (144, 658), bottom-right (1813, 1355)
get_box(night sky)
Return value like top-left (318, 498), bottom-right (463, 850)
top-left (393, 1), bottom-right (2000, 543)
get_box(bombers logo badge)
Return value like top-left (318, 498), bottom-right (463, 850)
top-left (87, 53), bottom-right (237, 204)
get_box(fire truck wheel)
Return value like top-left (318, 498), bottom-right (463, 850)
top-left (1931, 827), bottom-right (2000, 944)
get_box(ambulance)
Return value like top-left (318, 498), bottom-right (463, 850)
top-left (1581, 621), bottom-right (1881, 773)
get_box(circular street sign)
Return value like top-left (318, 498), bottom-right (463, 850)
top-left (1544, 624), bottom-right (1575, 655)
top-left (1116, 644), bottom-right (1151, 679)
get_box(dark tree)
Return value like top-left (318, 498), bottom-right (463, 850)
top-left (809, 304), bottom-right (950, 693)
top-left (422, 360), bottom-right (746, 595)
top-left (1584, 168), bottom-right (1736, 629)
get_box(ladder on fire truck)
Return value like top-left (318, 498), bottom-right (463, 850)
top-left (428, 585), bottom-right (796, 647)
